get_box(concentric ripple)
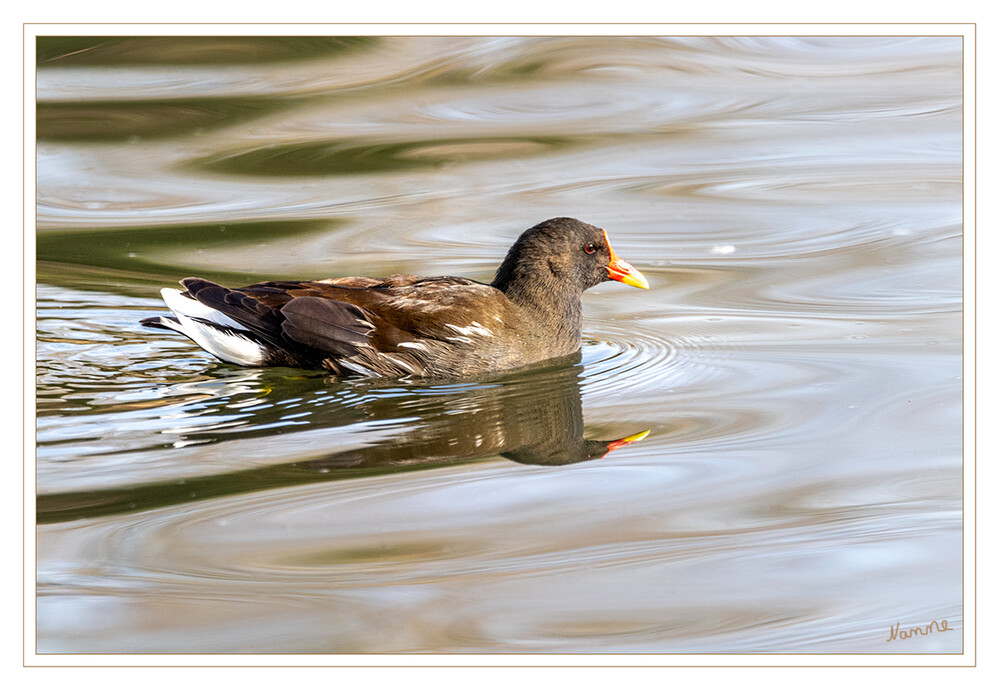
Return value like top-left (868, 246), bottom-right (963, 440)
top-left (580, 322), bottom-right (714, 399)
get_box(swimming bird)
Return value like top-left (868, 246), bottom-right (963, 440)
top-left (141, 217), bottom-right (649, 379)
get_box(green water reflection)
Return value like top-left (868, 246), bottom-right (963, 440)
top-left (37, 219), bottom-right (340, 288)
top-left (37, 36), bottom-right (378, 66)
top-left (37, 98), bottom-right (307, 141)
top-left (192, 136), bottom-right (577, 177)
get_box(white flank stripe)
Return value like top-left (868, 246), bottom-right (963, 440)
top-left (383, 354), bottom-right (416, 374)
top-left (340, 360), bottom-right (378, 377)
top-left (399, 341), bottom-right (429, 351)
top-left (445, 322), bottom-right (492, 338)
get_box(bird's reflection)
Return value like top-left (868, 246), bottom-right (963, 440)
top-left (306, 355), bottom-right (646, 469)
top-left (38, 359), bottom-right (648, 523)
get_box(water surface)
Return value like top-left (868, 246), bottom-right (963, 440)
top-left (35, 35), bottom-right (963, 654)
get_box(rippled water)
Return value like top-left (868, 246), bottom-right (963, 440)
top-left (34, 36), bottom-right (963, 654)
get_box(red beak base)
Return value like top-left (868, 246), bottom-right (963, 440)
top-left (603, 429), bottom-right (651, 457)
top-left (603, 230), bottom-right (649, 289)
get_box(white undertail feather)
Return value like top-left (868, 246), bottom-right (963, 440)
top-left (159, 288), bottom-right (266, 366)
top-left (161, 288), bottom-right (244, 330)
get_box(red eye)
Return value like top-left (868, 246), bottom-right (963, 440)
top-left (584, 243), bottom-right (597, 254)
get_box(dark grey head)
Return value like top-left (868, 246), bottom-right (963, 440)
top-left (491, 217), bottom-right (648, 296)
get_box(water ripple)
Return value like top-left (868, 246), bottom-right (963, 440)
top-left (35, 35), bottom-right (964, 654)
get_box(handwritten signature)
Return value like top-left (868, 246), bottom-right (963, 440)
top-left (886, 619), bottom-right (953, 642)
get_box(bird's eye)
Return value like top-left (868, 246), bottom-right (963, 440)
top-left (583, 243), bottom-right (597, 254)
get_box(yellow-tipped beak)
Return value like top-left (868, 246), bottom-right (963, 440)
top-left (604, 230), bottom-right (649, 289)
top-left (615, 429), bottom-right (651, 445)
top-left (604, 429), bottom-right (651, 456)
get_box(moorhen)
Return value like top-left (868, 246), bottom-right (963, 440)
top-left (142, 217), bottom-right (648, 379)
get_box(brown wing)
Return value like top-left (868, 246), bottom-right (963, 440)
top-left (180, 276), bottom-right (521, 377)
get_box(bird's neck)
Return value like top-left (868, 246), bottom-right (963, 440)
top-left (493, 271), bottom-right (584, 354)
